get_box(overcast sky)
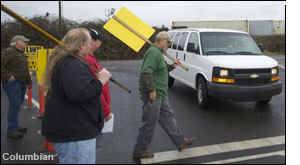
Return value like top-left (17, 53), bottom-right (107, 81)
top-left (2, 1), bottom-right (300, 160)
top-left (1, 1), bottom-right (285, 28)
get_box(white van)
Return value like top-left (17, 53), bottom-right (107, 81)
top-left (165, 28), bottom-right (282, 107)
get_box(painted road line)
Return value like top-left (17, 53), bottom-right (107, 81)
top-left (279, 65), bottom-right (285, 69)
top-left (25, 95), bottom-right (39, 109)
top-left (140, 135), bottom-right (285, 164)
top-left (203, 150), bottom-right (285, 164)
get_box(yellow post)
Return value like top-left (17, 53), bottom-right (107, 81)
top-left (36, 49), bottom-right (50, 85)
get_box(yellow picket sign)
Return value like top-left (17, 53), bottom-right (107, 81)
top-left (36, 49), bottom-right (53, 84)
top-left (103, 7), bottom-right (155, 52)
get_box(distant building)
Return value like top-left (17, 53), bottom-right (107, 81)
top-left (172, 20), bottom-right (285, 36)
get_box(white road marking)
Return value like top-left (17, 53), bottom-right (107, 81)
top-left (279, 65), bottom-right (285, 69)
top-left (24, 95), bottom-right (39, 109)
top-left (140, 135), bottom-right (285, 164)
top-left (203, 150), bottom-right (285, 164)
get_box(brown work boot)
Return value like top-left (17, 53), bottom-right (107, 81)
top-left (178, 137), bottom-right (196, 152)
top-left (132, 152), bottom-right (154, 159)
top-left (7, 130), bottom-right (23, 139)
top-left (18, 126), bottom-right (27, 133)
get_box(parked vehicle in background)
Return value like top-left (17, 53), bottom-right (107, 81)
top-left (165, 28), bottom-right (282, 108)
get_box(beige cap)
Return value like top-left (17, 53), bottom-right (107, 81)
top-left (155, 31), bottom-right (173, 42)
top-left (10, 35), bottom-right (30, 44)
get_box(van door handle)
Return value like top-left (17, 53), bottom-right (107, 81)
top-left (184, 53), bottom-right (186, 61)
top-left (176, 52), bottom-right (178, 59)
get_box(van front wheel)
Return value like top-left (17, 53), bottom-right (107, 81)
top-left (197, 77), bottom-right (210, 108)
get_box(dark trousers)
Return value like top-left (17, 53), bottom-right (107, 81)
top-left (2, 80), bottom-right (27, 133)
top-left (134, 91), bottom-right (186, 154)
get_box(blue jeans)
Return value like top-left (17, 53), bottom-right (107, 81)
top-left (52, 138), bottom-right (96, 164)
top-left (2, 80), bottom-right (27, 133)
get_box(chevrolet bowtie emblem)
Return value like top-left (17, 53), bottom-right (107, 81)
top-left (250, 74), bottom-right (259, 78)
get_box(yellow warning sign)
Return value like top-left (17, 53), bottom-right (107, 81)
top-left (24, 45), bottom-right (44, 71)
top-left (103, 7), bottom-right (155, 52)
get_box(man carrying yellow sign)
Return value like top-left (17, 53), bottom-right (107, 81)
top-left (103, 7), bottom-right (194, 159)
top-left (132, 31), bottom-right (196, 159)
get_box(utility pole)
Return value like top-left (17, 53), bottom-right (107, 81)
top-left (58, 1), bottom-right (62, 37)
top-left (105, 9), bottom-right (107, 22)
top-left (105, 8), bottom-right (115, 22)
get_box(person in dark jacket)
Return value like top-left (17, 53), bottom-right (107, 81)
top-left (1, 35), bottom-right (31, 139)
top-left (84, 29), bottom-right (112, 163)
top-left (41, 28), bottom-right (111, 164)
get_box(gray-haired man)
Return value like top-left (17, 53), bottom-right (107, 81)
top-left (133, 31), bottom-right (196, 159)
top-left (1, 35), bottom-right (31, 139)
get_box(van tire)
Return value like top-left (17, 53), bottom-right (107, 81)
top-left (168, 76), bottom-right (175, 87)
top-left (197, 77), bottom-right (210, 108)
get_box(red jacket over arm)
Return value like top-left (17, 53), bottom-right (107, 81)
top-left (84, 53), bottom-right (111, 117)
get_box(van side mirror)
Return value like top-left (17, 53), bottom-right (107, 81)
top-left (258, 44), bottom-right (265, 52)
top-left (187, 43), bottom-right (200, 54)
top-left (187, 43), bottom-right (196, 52)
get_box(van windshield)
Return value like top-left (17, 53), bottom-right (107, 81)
top-left (200, 32), bottom-right (262, 55)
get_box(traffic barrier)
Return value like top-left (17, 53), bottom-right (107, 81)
top-left (37, 85), bottom-right (44, 118)
top-left (44, 139), bottom-right (55, 152)
top-left (39, 139), bottom-right (55, 154)
top-left (28, 72), bottom-right (33, 106)
top-left (23, 71), bottom-right (35, 109)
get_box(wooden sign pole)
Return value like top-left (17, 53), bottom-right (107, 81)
top-left (112, 15), bottom-right (189, 71)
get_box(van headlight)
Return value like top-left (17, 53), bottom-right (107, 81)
top-left (212, 67), bottom-right (234, 84)
top-left (220, 69), bottom-right (228, 77)
top-left (271, 68), bottom-right (278, 75)
top-left (271, 67), bottom-right (279, 82)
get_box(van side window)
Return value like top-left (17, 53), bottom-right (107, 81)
top-left (172, 32), bottom-right (181, 50)
top-left (168, 32), bottom-right (175, 48)
top-left (187, 32), bottom-right (200, 55)
top-left (178, 32), bottom-right (188, 51)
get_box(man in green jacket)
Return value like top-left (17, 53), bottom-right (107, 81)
top-left (1, 35), bottom-right (31, 139)
top-left (133, 31), bottom-right (196, 159)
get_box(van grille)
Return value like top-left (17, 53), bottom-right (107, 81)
top-left (234, 69), bottom-right (271, 74)
top-left (233, 69), bottom-right (272, 85)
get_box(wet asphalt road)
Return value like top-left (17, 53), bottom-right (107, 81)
top-left (1, 56), bottom-right (285, 164)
